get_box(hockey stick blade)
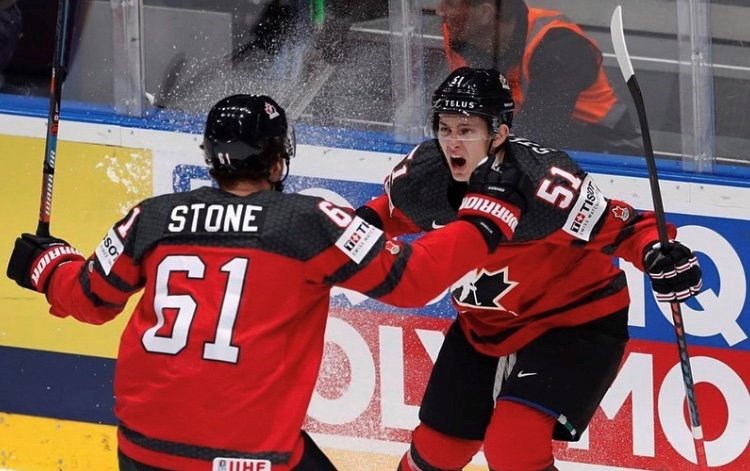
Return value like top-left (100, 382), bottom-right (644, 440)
top-left (610, 6), bottom-right (634, 84)
top-left (610, 6), bottom-right (708, 468)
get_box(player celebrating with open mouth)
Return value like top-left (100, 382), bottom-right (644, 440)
top-left (356, 67), bottom-right (702, 471)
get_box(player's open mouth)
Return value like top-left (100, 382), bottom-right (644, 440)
top-left (450, 156), bottom-right (467, 169)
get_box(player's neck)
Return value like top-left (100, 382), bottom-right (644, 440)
top-left (492, 147), bottom-right (507, 165)
top-left (220, 180), bottom-right (274, 197)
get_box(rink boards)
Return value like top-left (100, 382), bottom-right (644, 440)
top-left (0, 115), bottom-right (748, 471)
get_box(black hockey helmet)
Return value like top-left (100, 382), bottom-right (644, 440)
top-left (203, 94), bottom-right (295, 187)
top-left (431, 67), bottom-right (515, 135)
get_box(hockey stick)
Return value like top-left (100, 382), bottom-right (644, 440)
top-left (37, 0), bottom-right (73, 237)
top-left (610, 6), bottom-right (707, 468)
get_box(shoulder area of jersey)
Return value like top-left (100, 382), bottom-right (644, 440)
top-left (135, 186), bottom-right (213, 209)
top-left (507, 135), bottom-right (564, 157)
top-left (387, 140), bottom-right (445, 180)
top-left (410, 138), bottom-right (443, 161)
top-left (506, 135), bottom-right (579, 179)
top-left (508, 135), bottom-right (575, 165)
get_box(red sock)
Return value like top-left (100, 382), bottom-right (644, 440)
top-left (484, 400), bottom-right (556, 471)
top-left (401, 423), bottom-right (482, 470)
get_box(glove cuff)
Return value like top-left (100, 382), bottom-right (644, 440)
top-left (461, 216), bottom-right (504, 253)
top-left (458, 193), bottom-right (521, 241)
top-left (355, 205), bottom-right (384, 230)
top-left (30, 244), bottom-right (84, 292)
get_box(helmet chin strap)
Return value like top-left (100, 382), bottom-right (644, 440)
top-left (486, 130), bottom-right (502, 158)
top-left (487, 122), bottom-right (510, 161)
top-left (486, 139), bottom-right (495, 157)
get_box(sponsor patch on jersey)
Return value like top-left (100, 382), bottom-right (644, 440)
top-left (335, 216), bottom-right (384, 264)
top-left (94, 227), bottom-right (124, 275)
top-left (212, 457), bottom-right (271, 471)
top-left (562, 175), bottom-right (606, 241)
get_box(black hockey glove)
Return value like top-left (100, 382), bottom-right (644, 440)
top-left (457, 157), bottom-right (526, 253)
top-left (355, 205), bottom-right (384, 230)
top-left (6, 233), bottom-right (84, 293)
top-left (643, 241), bottom-right (702, 302)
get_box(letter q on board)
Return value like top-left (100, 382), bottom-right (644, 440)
top-left (653, 225), bottom-right (747, 346)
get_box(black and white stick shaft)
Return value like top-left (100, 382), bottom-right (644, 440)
top-left (610, 6), bottom-right (707, 467)
top-left (610, 6), bottom-right (670, 244)
top-left (37, 0), bottom-right (72, 237)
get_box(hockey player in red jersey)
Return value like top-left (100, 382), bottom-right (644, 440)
top-left (6, 94), bottom-right (527, 471)
top-left (355, 68), bottom-right (703, 471)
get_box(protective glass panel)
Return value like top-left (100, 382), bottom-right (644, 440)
top-left (709, 0), bottom-right (750, 168)
top-left (2, 0), bottom-right (748, 174)
top-left (421, 0), bottom-right (649, 157)
top-left (137, 1), bottom-right (393, 131)
top-left (1, 1), bottom-right (109, 105)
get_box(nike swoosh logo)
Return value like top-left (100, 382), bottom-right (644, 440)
top-left (517, 371), bottom-right (537, 378)
top-left (431, 221), bottom-right (446, 229)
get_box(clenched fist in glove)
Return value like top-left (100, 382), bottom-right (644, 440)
top-left (7, 233), bottom-right (84, 292)
top-left (458, 157), bottom-right (527, 252)
top-left (643, 241), bottom-right (702, 302)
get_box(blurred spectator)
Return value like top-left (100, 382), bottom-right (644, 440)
top-left (1, 0), bottom-right (85, 96)
top-left (242, 0), bottom-right (387, 64)
top-left (0, 0), bottom-right (22, 83)
top-left (436, 0), bottom-right (641, 155)
top-left (316, 0), bottom-right (388, 63)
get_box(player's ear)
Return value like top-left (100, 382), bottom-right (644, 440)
top-left (477, 2), bottom-right (496, 26)
top-left (491, 124), bottom-right (510, 148)
top-left (269, 155), bottom-right (284, 182)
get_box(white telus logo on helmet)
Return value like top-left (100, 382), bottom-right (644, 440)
top-left (437, 99), bottom-right (476, 109)
top-left (265, 102), bottom-right (279, 119)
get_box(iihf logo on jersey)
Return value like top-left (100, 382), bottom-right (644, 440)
top-left (212, 457), bottom-right (271, 471)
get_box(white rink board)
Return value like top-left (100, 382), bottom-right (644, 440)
top-left (2, 114), bottom-right (748, 470)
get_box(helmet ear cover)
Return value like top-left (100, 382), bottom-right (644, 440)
top-left (204, 137), bottom-right (288, 180)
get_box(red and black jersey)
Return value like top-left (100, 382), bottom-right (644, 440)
top-left (365, 137), bottom-right (672, 357)
top-left (44, 186), bottom-right (490, 470)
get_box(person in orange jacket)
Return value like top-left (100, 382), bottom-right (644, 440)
top-left (436, 0), bottom-right (641, 155)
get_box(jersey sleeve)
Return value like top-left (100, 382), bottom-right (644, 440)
top-left (305, 199), bottom-right (488, 308)
top-left (364, 144), bottom-right (425, 236)
top-left (544, 197), bottom-right (673, 271)
top-left (376, 141), bottom-right (458, 233)
top-left (510, 139), bottom-right (671, 269)
top-left (45, 206), bottom-right (146, 324)
top-left (361, 194), bottom-right (422, 236)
